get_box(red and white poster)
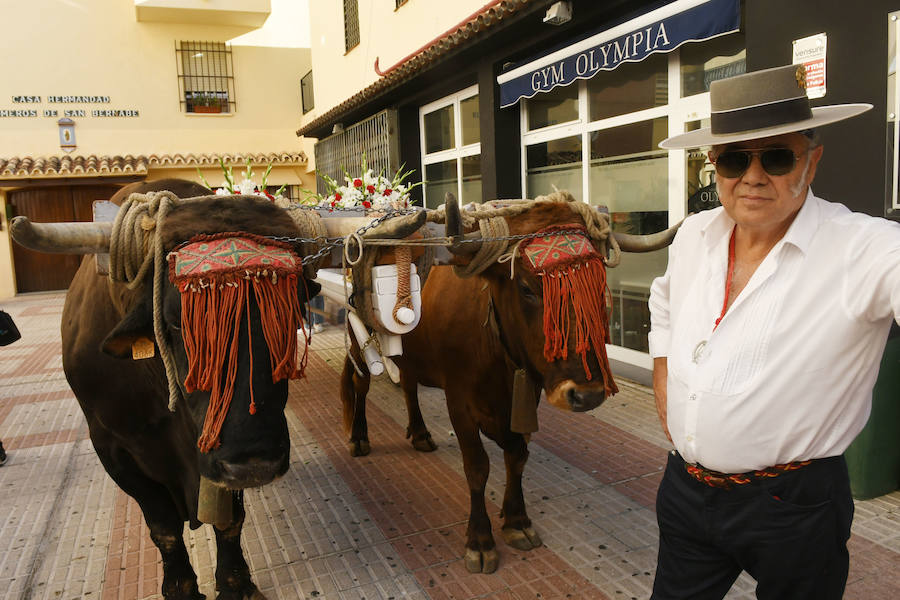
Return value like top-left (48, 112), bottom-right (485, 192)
top-left (792, 33), bottom-right (827, 99)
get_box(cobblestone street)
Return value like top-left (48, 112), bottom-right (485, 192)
top-left (0, 292), bottom-right (897, 599)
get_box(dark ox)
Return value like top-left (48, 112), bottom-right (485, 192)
top-left (341, 199), bottom-right (675, 573)
top-left (56, 179), bottom-right (318, 599)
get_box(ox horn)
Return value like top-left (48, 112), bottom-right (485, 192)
top-left (10, 217), bottom-right (112, 254)
top-left (612, 221), bottom-right (683, 253)
top-left (444, 193), bottom-right (483, 255)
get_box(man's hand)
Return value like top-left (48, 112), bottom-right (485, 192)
top-left (653, 357), bottom-right (672, 443)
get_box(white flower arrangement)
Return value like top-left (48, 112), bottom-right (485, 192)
top-left (197, 158), bottom-right (287, 201)
top-left (305, 159), bottom-right (421, 211)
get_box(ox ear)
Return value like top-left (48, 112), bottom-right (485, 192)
top-left (299, 278), bottom-right (321, 303)
top-left (101, 290), bottom-right (156, 359)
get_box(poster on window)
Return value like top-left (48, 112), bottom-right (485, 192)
top-left (792, 33), bottom-right (827, 99)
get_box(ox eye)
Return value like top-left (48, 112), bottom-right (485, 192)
top-left (519, 280), bottom-right (540, 303)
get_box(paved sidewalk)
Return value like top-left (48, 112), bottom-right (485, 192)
top-left (0, 292), bottom-right (898, 599)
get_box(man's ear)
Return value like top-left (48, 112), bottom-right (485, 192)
top-left (101, 288), bottom-right (155, 358)
top-left (806, 144), bottom-right (824, 185)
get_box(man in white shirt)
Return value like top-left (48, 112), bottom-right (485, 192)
top-left (648, 64), bottom-right (899, 599)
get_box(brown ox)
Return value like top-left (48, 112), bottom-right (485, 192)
top-left (341, 198), bottom-right (673, 573)
top-left (20, 179), bottom-right (321, 599)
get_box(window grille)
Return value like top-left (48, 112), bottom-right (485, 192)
top-left (175, 41), bottom-right (235, 114)
top-left (313, 109), bottom-right (401, 197)
top-left (301, 71), bottom-right (315, 114)
top-left (344, 0), bottom-right (360, 52)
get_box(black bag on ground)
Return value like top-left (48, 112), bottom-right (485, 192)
top-left (0, 310), bottom-right (21, 346)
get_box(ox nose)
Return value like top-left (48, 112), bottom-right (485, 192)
top-left (566, 387), bottom-right (605, 412)
top-left (216, 455), bottom-right (288, 489)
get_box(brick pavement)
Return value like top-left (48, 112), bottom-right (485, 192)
top-left (0, 291), bottom-right (898, 599)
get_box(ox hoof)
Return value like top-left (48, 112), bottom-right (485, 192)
top-left (502, 526), bottom-right (542, 550)
top-left (410, 432), bottom-right (437, 452)
top-left (464, 548), bottom-right (499, 574)
top-left (348, 440), bottom-right (370, 457)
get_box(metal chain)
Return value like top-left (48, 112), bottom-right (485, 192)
top-left (269, 205), bottom-right (592, 266)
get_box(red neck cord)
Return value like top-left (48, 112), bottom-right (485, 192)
top-left (714, 227), bottom-right (737, 330)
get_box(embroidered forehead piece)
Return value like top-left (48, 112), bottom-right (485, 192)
top-left (521, 224), bottom-right (600, 273)
top-left (169, 233), bottom-right (302, 290)
top-left (517, 223), bottom-right (617, 397)
top-left (166, 232), bottom-right (308, 453)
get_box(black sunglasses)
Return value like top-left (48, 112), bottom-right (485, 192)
top-left (711, 148), bottom-right (805, 178)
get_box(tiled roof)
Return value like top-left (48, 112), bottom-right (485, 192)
top-left (296, 0), bottom-right (534, 138)
top-left (0, 152), bottom-right (307, 179)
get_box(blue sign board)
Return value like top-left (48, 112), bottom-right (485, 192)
top-left (498, 0), bottom-right (741, 108)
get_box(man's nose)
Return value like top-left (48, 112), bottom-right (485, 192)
top-left (741, 154), bottom-right (768, 183)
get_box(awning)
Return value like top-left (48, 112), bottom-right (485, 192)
top-left (497, 0), bottom-right (741, 108)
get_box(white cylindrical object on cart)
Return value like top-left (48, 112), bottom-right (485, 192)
top-left (395, 306), bottom-right (416, 324)
top-left (348, 311), bottom-right (384, 376)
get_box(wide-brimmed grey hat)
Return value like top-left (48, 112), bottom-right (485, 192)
top-left (660, 64), bottom-right (872, 149)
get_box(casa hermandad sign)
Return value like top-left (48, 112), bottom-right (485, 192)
top-left (497, 0), bottom-right (740, 108)
top-left (1, 95), bottom-right (138, 118)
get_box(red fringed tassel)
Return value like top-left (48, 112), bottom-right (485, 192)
top-left (540, 257), bottom-right (618, 397)
top-left (180, 274), bottom-right (308, 453)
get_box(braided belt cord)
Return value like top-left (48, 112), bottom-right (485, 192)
top-left (685, 459), bottom-right (814, 489)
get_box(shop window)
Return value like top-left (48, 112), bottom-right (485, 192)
top-left (526, 135), bottom-right (582, 203)
top-left (888, 11), bottom-right (900, 214)
top-left (176, 41), bottom-right (235, 114)
top-left (527, 84), bottom-right (578, 130)
top-left (589, 117), bottom-right (668, 353)
top-left (680, 32), bottom-right (746, 97)
top-left (589, 52), bottom-right (667, 122)
top-left (424, 106), bottom-right (455, 154)
top-left (420, 86), bottom-right (482, 208)
top-left (684, 118), bottom-right (720, 214)
top-left (344, 0), bottom-right (360, 52)
top-left (301, 71), bottom-right (314, 114)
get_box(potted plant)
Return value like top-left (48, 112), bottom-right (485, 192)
top-left (192, 92), bottom-right (223, 114)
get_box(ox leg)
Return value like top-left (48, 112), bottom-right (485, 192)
top-left (400, 371), bottom-right (436, 452)
top-left (446, 395), bottom-right (499, 574)
top-left (213, 491), bottom-right (264, 600)
top-left (341, 352), bottom-right (372, 457)
top-left (499, 436), bottom-right (542, 551)
top-left (94, 446), bottom-right (203, 599)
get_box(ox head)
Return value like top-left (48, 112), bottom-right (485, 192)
top-left (445, 196), bottom-right (677, 413)
top-left (14, 179), bottom-right (320, 489)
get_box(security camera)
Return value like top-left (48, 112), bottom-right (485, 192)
top-left (543, 1), bottom-right (572, 26)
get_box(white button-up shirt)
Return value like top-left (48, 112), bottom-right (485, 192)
top-left (648, 191), bottom-right (900, 473)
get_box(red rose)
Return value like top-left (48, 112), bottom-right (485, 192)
top-left (383, 189), bottom-right (392, 196)
top-left (366, 185), bottom-right (375, 194)
top-left (334, 193), bottom-right (342, 201)
top-left (362, 200), bottom-right (372, 209)
top-left (353, 178), bottom-right (363, 188)
top-left (330, 200), bottom-right (336, 207)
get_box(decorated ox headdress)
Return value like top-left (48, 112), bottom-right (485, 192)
top-left (519, 224), bottom-right (617, 396)
top-left (168, 232), bottom-right (308, 452)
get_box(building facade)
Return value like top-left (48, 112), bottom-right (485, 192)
top-left (0, 0), bottom-right (314, 298)
top-left (300, 0), bottom-right (897, 380)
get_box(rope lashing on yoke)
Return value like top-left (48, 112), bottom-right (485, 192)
top-left (108, 190), bottom-right (184, 412)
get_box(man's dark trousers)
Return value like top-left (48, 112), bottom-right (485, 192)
top-left (651, 450), bottom-right (854, 599)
